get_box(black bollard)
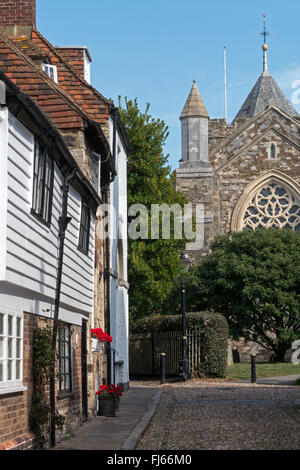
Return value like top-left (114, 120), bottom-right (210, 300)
top-left (160, 353), bottom-right (166, 384)
top-left (251, 354), bottom-right (256, 383)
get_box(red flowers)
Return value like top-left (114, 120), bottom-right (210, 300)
top-left (91, 328), bottom-right (112, 343)
top-left (96, 384), bottom-right (122, 399)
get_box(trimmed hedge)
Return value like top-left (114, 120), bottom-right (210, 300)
top-left (131, 311), bottom-right (229, 378)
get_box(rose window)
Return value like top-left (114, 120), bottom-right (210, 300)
top-left (243, 182), bottom-right (300, 231)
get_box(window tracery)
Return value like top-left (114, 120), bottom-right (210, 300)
top-left (243, 182), bottom-right (300, 231)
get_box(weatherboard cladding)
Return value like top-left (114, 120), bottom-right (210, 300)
top-left (6, 113), bottom-right (95, 314)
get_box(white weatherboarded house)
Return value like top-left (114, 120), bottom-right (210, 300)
top-left (0, 75), bottom-right (101, 449)
top-left (106, 111), bottom-right (129, 390)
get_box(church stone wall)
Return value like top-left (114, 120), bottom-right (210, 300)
top-left (175, 169), bottom-right (216, 263)
top-left (213, 108), bottom-right (300, 233)
top-left (209, 119), bottom-right (237, 152)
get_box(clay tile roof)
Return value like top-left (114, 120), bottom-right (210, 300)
top-left (180, 80), bottom-right (209, 119)
top-left (12, 36), bottom-right (51, 61)
top-left (27, 28), bottom-right (111, 123)
top-left (0, 30), bottom-right (107, 131)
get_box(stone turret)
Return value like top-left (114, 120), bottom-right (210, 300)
top-left (180, 80), bottom-right (209, 166)
top-left (176, 80), bottom-right (214, 263)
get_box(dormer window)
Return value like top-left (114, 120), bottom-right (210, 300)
top-left (42, 64), bottom-right (58, 83)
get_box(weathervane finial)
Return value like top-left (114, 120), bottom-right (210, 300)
top-left (256, 14), bottom-right (273, 73)
top-left (262, 14), bottom-right (268, 44)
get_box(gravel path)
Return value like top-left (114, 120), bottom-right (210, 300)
top-left (136, 381), bottom-right (300, 450)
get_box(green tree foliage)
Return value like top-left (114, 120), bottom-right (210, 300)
top-left (118, 97), bottom-right (188, 319)
top-left (186, 228), bottom-right (300, 361)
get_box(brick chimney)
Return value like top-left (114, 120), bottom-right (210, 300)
top-left (0, 0), bottom-right (36, 37)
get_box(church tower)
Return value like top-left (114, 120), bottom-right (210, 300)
top-left (176, 81), bottom-right (214, 262)
top-left (175, 16), bottom-right (300, 264)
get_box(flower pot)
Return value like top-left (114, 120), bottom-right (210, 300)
top-left (91, 338), bottom-right (104, 352)
top-left (97, 398), bottom-right (116, 417)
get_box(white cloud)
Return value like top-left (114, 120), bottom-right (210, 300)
top-left (274, 64), bottom-right (300, 110)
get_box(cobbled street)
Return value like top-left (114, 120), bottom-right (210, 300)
top-left (136, 381), bottom-right (300, 450)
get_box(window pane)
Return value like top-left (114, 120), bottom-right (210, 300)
top-left (65, 358), bottom-right (69, 375)
top-left (65, 328), bottom-right (69, 342)
top-left (0, 314), bottom-right (3, 335)
top-left (8, 338), bottom-right (13, 358)
top-left (32, 140), bottom-right (53, 223)
top-left (16, 339), bottom-right (21, 359)
top-left (65, 374), bottom-right (70, 390)
top-left (0, 337), bottom-right (3, 358)
top-left (16, 360), bottom-right (21, 380)
top-left (8, 316), bottom-right (13, 336)
top-left (17, 318), bottom-right (21, 338)
top-left (58, 325), bottom-right (72, 393)
top-left (79, 202), bottom-right (90, 253)
top-left (0, 361), bottom-right (3, 381)
top-left (8, 360), bottom-right (12, 380)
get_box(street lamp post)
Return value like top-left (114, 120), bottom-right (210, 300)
top-left (180, 251), bottom-right (191, 381)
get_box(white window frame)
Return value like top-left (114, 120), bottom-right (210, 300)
top-left (42, 64), bottom-right (58, 83)
top-left (0, 310), bottom-right (26, 395)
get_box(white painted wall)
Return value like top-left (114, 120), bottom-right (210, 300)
top-left (0, 111), bottom-right (95, 326)
top-left (108, 116), bottom-right (129, 387)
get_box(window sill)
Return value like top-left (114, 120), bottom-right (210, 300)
top-left (30, 209), bottom-right (51, 229)
top-left (77, 246), bottom-right (89, 256)
top-left (0, 385), bottom-right (27, 396)
top-left (57, 391), bottom-right (75, 400)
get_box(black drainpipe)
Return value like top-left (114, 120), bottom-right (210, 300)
top-left (50, 170), bottom-right (76, 448)
top-left (104, 183), bottom-right (112, 385)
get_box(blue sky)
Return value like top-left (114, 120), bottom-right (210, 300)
top-left (37, 0), bottom-right (300, 170)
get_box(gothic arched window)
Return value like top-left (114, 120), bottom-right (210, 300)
top-left (242, 182), bottom-right (300, 231)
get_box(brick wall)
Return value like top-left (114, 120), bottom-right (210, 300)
top-left (0, 313), bottom-right (36, 450)
top-left (0, 312), bottom-right (84, 450)
top-left (0, 0), bottom-right (36, 26)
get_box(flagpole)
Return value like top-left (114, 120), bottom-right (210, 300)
top-left (224, 46), bottom-right (228, 123)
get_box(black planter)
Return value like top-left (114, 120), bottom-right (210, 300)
top-left (114, 397), bottom-right (120, 411)
top-left (97, 398), bottom-right (116, 417)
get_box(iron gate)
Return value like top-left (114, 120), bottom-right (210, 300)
top-left (129, 329), bottom-right (202, 377)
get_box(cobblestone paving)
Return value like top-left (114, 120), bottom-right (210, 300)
top-left (136, 381), bottom-right (300, 450)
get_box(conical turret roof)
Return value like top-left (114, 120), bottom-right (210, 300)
top-left (234, 70), bottom-right (299, 120)
top-left (180, 80), bottom-right (209, 119)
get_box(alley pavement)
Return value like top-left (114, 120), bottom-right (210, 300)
top-left (54, 375), bottom-right (300, 451)
top-left (54, 384), bottom-right (161, 451)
